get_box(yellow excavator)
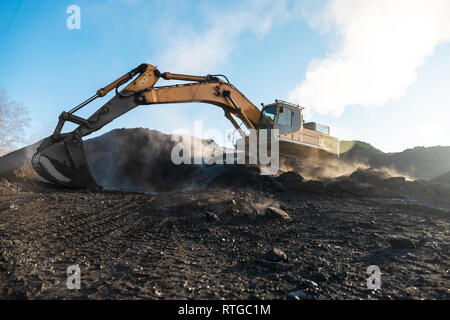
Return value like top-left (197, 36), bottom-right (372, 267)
top-left (32, 63), bottom-right (340, 188)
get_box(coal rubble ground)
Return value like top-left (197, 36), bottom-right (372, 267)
top-left (0, 129), bottom-right (449, 300)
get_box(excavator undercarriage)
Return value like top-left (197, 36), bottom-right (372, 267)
top-left (32, 63), bottom-right (340, 188)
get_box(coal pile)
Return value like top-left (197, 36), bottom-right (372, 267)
top-left (84, 128), bottom-right (270, 192)
top-left (84, 128), bottom-right (208, 192)
top-left (0, 128), bottom-right (233, 192)
top-left (273, 167), bottom-right (450, 206)
top-left (206, 165), bottom-right (268, 190)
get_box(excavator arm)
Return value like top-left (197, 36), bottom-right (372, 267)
top-left (32, 63), bottom-right (263, 188)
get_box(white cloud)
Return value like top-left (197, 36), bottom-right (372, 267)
top-left (289, 0), bottom-right (450, 116)
top-left (416, 120), bottom-right (449, 146)
top-left (160, 0), bottom-right (289, 74)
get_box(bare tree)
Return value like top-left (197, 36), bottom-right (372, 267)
top-left (0, 88), bottom-right (30, 156)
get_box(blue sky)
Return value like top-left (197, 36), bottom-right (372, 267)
top-left (1, 0), bottom-right (449, 152)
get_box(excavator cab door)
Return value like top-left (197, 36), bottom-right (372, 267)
top-left (274, 103), bottom-right (301, 134)
top-left (258, 105), bottom-right (277, 129)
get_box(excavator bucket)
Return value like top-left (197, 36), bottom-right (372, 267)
top-left (32, 136), bottom-right (98, 189)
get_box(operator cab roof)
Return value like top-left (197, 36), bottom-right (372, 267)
top-left (261, 99), bottom-right (304, 110)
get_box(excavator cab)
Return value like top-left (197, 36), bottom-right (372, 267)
top-left (258, 100), bottom-right (302, 135)
top-left (258, 99), bottom-right (340, 160)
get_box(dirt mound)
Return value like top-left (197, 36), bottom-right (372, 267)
top-left (431, 171), bottom-right (450, 186)
top-left (0, 140), bottom-right (42, 181)
top-left (274, 167), bottom-right (450, 203)
top-left (206, 165), bottom-right (268, 190)
top-left (0, 128), bottom-right (270, 193)
top-left (348, 167), bottom-right (391, 182)
top-left (85, 128), bottom-right (192, 191)
top-left (84, 128), bottom-right (229, 192)
top-left (340, 141), bottom-right (450, 180)
top-left (277, 171), bottom-right (304, 188)
top-left (0, 128), bottom-right (229, 192)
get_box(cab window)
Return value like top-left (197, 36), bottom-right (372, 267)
top-left (277, 107), bottom-right (292, 126)
top-left (275, 105), bottom-right (300, 134)
top-left (259, 105), bottom-right (277, 129)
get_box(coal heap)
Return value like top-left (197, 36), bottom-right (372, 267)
top-left (84, 128), bottom-right (232, 192)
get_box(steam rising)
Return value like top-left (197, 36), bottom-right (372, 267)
top-left (279, 156), bottom-right (414, 182)
top-left (290, 0), bottom-right (450, 116)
